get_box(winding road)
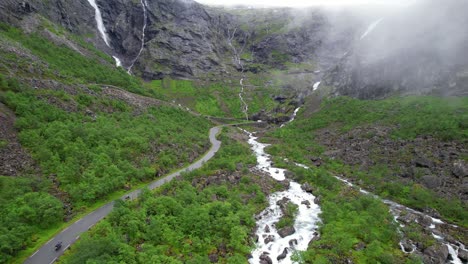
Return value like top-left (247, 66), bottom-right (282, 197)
top-left (25, 126), bottom-right (222, 264)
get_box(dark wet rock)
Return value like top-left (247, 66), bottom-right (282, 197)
top-left (458, 248), bottom-right (468, 261)
top-left (278, 226), bottom-right (295, 238)
top-left (289, 239), bottom-right (298, 247)
top-left (301, 200), bottom-right (311, 208)
top-left (260, 252), bottom-right (273, 264)
top-left (277, 248), bottom-right (288, 261)
top-left (264, 225), bottom-right (270, 233)
top-left (264, 235), bottom-right (274, 244)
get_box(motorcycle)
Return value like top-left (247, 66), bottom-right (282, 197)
top-left (54, 242), bottom-right (62, 251)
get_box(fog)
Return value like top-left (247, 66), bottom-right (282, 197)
top-left (314, 0), bottom-right (468, 96)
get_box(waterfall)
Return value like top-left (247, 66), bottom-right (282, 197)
top-left (86, 0), bottom-right (123, 67)
top-left (245, 130), bottom-right (321, 263)
top-left (86, 0), bottom-right (110, 46)
top-left (128, 0), bottom-right (148, 74)
top-left (239, 78), bottom-right (249, 120)
top-left (313, 81), bottom-right (321, 91)
top-left (360, 18), bottom-right (384, 40)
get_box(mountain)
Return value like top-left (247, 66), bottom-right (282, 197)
top-left (0, 0), bottom-right (467, 263)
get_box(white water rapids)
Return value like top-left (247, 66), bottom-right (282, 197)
top-left (244, 130), bottom-right (321, 264)
top-left (128, 0), bottom-right (148, 73)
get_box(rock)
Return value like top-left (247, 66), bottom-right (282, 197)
top-left (278, 226), bottom-right (295, 238)
top-left (314, 196), bottom-right (321, 205)
top-left (301, 183), bottom-right (314, 193)
top-left (419, 215), bottom-right (433, 227)
top-left (453, 160), bottom-right (468, 178)
top-left (264, 235), bottom-right (274, 244)
top-left (400, 240), bottom-right (414, 253)
top-left (289, 239), bottom-right (298, 247)
top-left (301, 200), bottom-right (311, 207)
top-left (260, 252), bottom-right (273, 264)
top-left (414, 157), bottom-right (433, 168)
top-left (421, 175), bottom-right (441, 189)
top-left (458, 248), bottom-right (468, 261)
top-left (277, 248), bottom-right (288, 261)
top-left (264, 225), bottom-right (270, 233)
top-left (423, 244), bottom-right (449, 264)
top-left (354, 242), bottom-right (366, 251)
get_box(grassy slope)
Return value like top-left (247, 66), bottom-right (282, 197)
top-left (0, 22), bottom-right (212, 263)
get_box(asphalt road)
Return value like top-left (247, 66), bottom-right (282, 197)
top-left (25, 126), bottom-right (221, 264)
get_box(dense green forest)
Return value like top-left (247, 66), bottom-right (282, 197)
top-left (59, 132), bottom-right (278, 264)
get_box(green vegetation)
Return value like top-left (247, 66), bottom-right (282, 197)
top-left (60, 132), bottom-right (268, 263)
top-left (276, 165), bottom-right (419, 263)
top-left (269, 96), bottom-right (468, 227)
top-left (0, 176), bottom-right (63, 263)
top-left (0, 20), bottom-right (215, 262)
top-left (0, 23), bottom-right (144, 94)
top-left (276, 202), bottom-right (298, 229)
top-left (147, 78), bottom-right (278, 119)
top-left (2, 90), bottom-right (211, 204)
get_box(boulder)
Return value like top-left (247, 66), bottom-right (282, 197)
top-left (264, 225), bottom-right (270, 233)
top-left (277, 248), bottom-right (288, 261)
top-left (289, 239), bottom-right (298, 247)
top-left (453, 160), bottom-right (468, 178)
top-left (458, 248), bottom-right (468, 262)
top-left (421, 175), bottom-right (441, 189)
top-left (278, 226), bottom-right (295, 238)
top-left (260, 252), bottom-right (273, 264)
top-left (301, 200), bottom-right (311, 207)
top-left (264, 235), bottom-right (274, 244)
top-left (423, 244), bottom-right (449, 264)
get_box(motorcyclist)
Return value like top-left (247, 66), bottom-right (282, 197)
top-left (54, 242), bottom-right (62, 251)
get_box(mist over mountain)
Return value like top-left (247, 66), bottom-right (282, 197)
top-left (324, 0), bottom-right (468, 98)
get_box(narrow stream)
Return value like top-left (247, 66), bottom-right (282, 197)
top-left (360, 18), bottom-right (384, 40)
top-left (244, 130), bottom-right (321, 264)
top-left (239, 78), bottom-right (249, 120)
top-left (296, 163), bottom-right (465, 263)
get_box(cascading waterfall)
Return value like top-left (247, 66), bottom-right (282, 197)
top-left (239, 78), bottom-right (249, 120)
top-left (227, 28), bottom-right (249, 120)
top-left (360, 18), bottom-right (384, 40)
top-left (244, 130), bottom-right (321, 264)
top-left (128, 0), bottom-right (148, 74)
top-left (294, 162), bottom-right (465, 263)
top-left (280, 107), bottom-right (301, 128)
top-left (86, 0), bottom-right (109, 46)
top-left (312, 81), bottom-right (321, 91)
top-left (86, 0), bottom-right (122, 67)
